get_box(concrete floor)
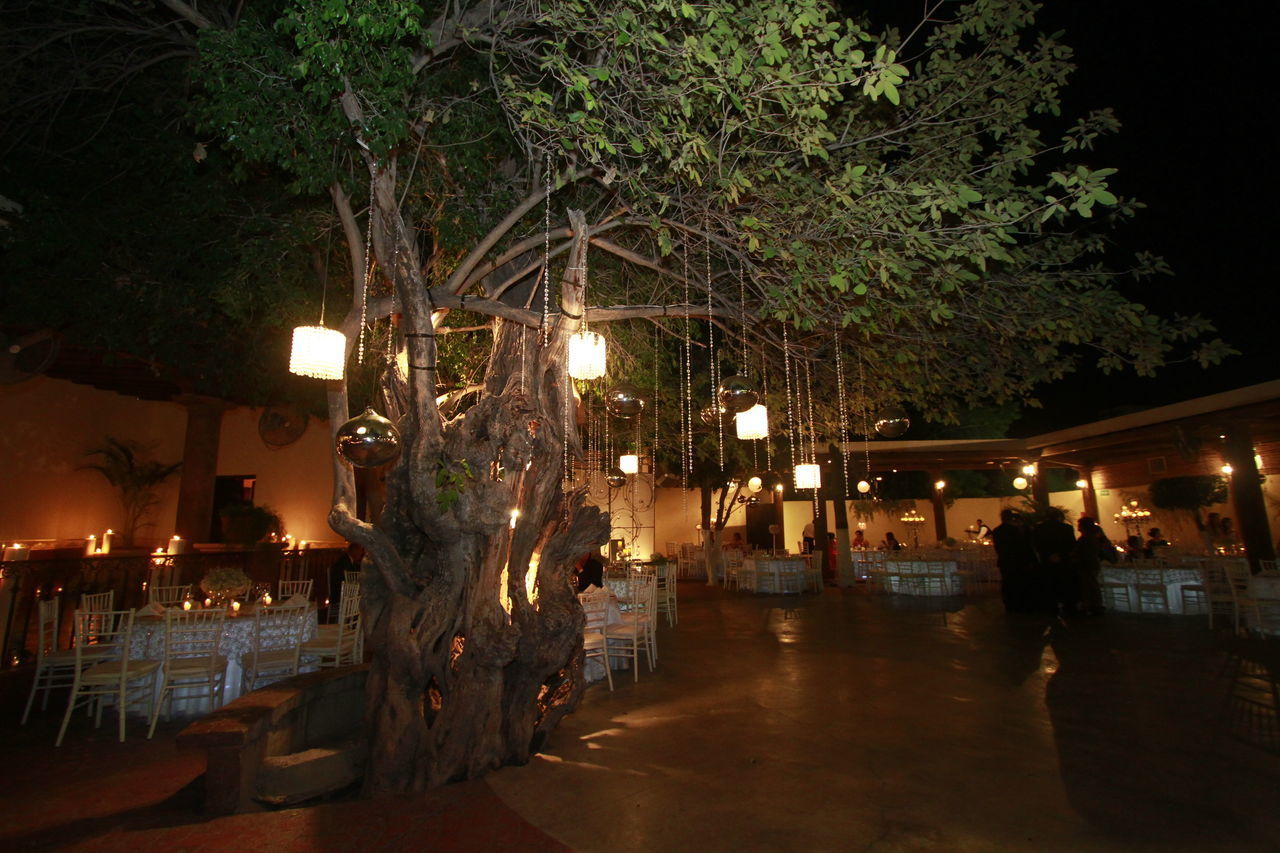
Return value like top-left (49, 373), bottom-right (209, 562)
top-left (490, 583), bottom-right (1280, 852)
top-left (3, 582), bottom-right (1277, 851)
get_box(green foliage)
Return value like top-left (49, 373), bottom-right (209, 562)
top-left (435, 458), bottom-right (474, 512)
top-left (1149, 475), bottom-right (1228, 511)
top-left (80, 437), bottom-right (183, 545)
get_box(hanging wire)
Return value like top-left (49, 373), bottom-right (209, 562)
top-left (860, 355), bottom-right (873, 492)
top-left (681, 241), bottom-right (692, 520)
top-left (652, 321), bottom-right (660, 496)
top-left (783, 327), bottom-right (796, 480)
top-left (762, 345), bottom-right (773, 473)
top-left (834, 330), bottom-right (850, 500)
top-left (705, 224), bottom-right (722, 471)
top-left (541, 153), bottom-right (552, 348)
top-left (803, 358), bottom-right (818, 514)
top-left (358, 170), bottom-right (378, 364)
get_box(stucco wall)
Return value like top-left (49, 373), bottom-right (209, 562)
top-left (0, 375), bottom-right (186, 545)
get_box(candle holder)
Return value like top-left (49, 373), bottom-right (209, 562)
top-left (900, 510), bottom-right (927, 548)
top-left (1113, 500), bottom-right (1152, 539)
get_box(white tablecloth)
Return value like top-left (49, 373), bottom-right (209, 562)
top-left (130, 605), bottom-right (318, 712)
top-left (878, 561), bottom-right (960, 596)
top-left (1100, 566), bottom-right (1202, 614)
top-left (741, 557), bottom-right (811, 594)
top-left (1251, 572), bottom-right (1280, 599)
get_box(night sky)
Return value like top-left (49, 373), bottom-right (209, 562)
top-left (1005, 3), bottom-right (1273, 434)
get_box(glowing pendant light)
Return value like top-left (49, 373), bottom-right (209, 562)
top-left (735, 404), bottom-right (769, 440)
top-left (857, 479), bottom-right (872, 494)
top-left (567, 330), bottom-right (607, 380)
top-left (794, 463), bottom-right (821, 490)
top-left (289, 325), bottom-right (346, 380)
top-left (619, 454), bottom-right (639, 474)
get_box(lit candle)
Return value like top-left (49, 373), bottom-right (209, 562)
top-left (167, 535), bottom-right (186, 555)
top-left (182, 599), bottom-right (192, 611)
top-left (100, 529), bottom-right (113, 555)
top-left (262, 592), bottom-right (273, 606)
top-left (85, 535), bottom-right (97, 556)
top-left (204, 597), bottom-right (212, 608)
top-left (2, 544), bottom-right (28, 561)
top-left (231, 600), bottom-right (241, 615)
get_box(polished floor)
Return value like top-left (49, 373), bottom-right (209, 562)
top-left (3, 582), bottom-right (1277, 851)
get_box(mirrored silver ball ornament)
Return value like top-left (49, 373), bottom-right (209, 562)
top-left (603, 381), bottom-right (645, 418)
top-left (700, 403), bottom-right (731, 427)
top-left (605, 467), bottom-right (627, 488)
top-left (874, 406), bottom-right (911, 439)
top-left (336, 407), bottom-right (401, 468)
top-left (717, 375), bottom-right (758, 414)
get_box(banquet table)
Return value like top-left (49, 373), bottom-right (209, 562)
top-left (740, 557), bottom-right (815, 594)
top-left (1099, 565), bottom-right (1203, 614)
top-left (129, 604), bottom-right (318, 712)
top-left (877, 560), bottom-right (961, 596)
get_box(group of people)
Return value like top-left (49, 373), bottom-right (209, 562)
top-left (990, 507), bottom-right (1125, 616)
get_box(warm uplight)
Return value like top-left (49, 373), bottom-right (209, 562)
top-left (289, 325), bottom-right (346, 380)
top-left (567, 330), bottom-right (607, 379)
top-left (619, 454), bottom-right (639, 474)
top-left (794, 463), bottom-right (821, 490)
top-left (735, 404), bottom-right (769, 440)
top-left (509, 508), bottom-right (521, 529)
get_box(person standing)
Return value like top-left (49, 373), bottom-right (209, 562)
top-left (991, 508), bottom-right (1038, 612)
top-left (1032, 508), bottom-right (1077, 615)
top-left (1074, 516), bottom-right (1116, 615)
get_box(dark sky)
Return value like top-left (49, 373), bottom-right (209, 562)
top-left (1004, 2), bottom-right (1274, 434)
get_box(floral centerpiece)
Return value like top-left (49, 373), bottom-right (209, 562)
top-left (199, 567), bottom-right (252, 603)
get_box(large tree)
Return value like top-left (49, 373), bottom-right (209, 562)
top-left (3, 0), bottom-right (1227, 793)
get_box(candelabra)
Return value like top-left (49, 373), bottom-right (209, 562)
top-left (1113, 500), bottom-right (1152, 539)
top-left (900, 509), bottom-right (926, 548)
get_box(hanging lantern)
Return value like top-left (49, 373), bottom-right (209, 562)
top-left (747, 475), bottom-right (763, 493)
top-left (605, 467), bottom-right (627, 488)
top-left (289, 326), bottom-right (346, 380)
top-left (1012, 476), bottom-right (1029, 490)
top-left (604, 382), bottom-right (644, 418)
top-left (619, 454), bottom-right (639, 474)
top-left (794, 463), bottom-right (822, 490)
top-left (874, 405), bottom-right (911, 439)
top-left (735, 404), bottom-right (769, 440)
top-left (857, 479), bottom-right (872, 494)
top-left (335, 407), bottom-right (401, 468)
top-left (717, 375), bottom-right (759, 414)
top-left (567, 330), bottom-right (607, 380)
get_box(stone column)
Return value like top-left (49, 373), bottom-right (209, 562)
top-left (174, 396), bottom-right (226, 543)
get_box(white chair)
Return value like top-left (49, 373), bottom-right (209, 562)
top-left (301, 586), bottom-right (362, 667)
top-left (604, 574), bottom-right (656, 680)
top-left (1199, 561), bottom-right (1237, 630)
top-left (344, 570), bottom-right (361, 585)
top-left (580, 588), bottom-right (614, 691)
top-left (1224, 560), bottom-right (1260, 633)
top-left (56, 610), bottom-right (160, 746)
top-left (81, 590), bottom-right (115, 613)
top-left (148, 609), bottom-right (228, 737)
top-left (22, 598), bottom-right (88, 724)
top-left (1134, 568), bottom-right (1170, 614)
top-left (724, 550), bottom-right (744, 591)
top-left (149, 584), bottom-right (190, 607)
top-left (656, 561), bottom-right (679, 625)
top-left (241, 602), bottom-right (310, 692)
top-left (278, 579), bottom-right (314, 601)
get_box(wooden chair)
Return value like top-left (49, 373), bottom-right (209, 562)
top-left (580, 588), bottom-right (614, 691)
top-left (149, 584), bottom-right (190, 607)
top-left (278, 579), bottom-right (314, 601)
top-left (241, 601), bottom-right (310, 692)
top-left (56, 610), bottom-right (160, 746)
top-left (148, 609), bottom-right (228, 737)
top-left (22, 598), bottom-right (86, 724)
top-left (301, 586), bottom-right (362, 667)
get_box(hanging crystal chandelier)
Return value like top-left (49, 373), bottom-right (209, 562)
top-left (794, 463), bottom-right (821, 490)
top-left (289, 325), bottom-right (346, 380)
top-left (735, 404), bottom-right (769, 440)
top-left (567, 330), bottom-right (606, 380)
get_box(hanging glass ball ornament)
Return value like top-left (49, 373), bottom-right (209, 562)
top-left (717, 375), bottom-right (758, 414)
top-left (700, 403), bottom-right (730, 427)
top-left (857, 479), bottom-right (872, 494)
top-left (335, 407), bottom-right (401, 468)
top-left (874, 406), bottom-right (911, 439)
top-left (605, 467), bottom-right (627, 488)
top-left (604, 381), bottom-right (645, 418)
